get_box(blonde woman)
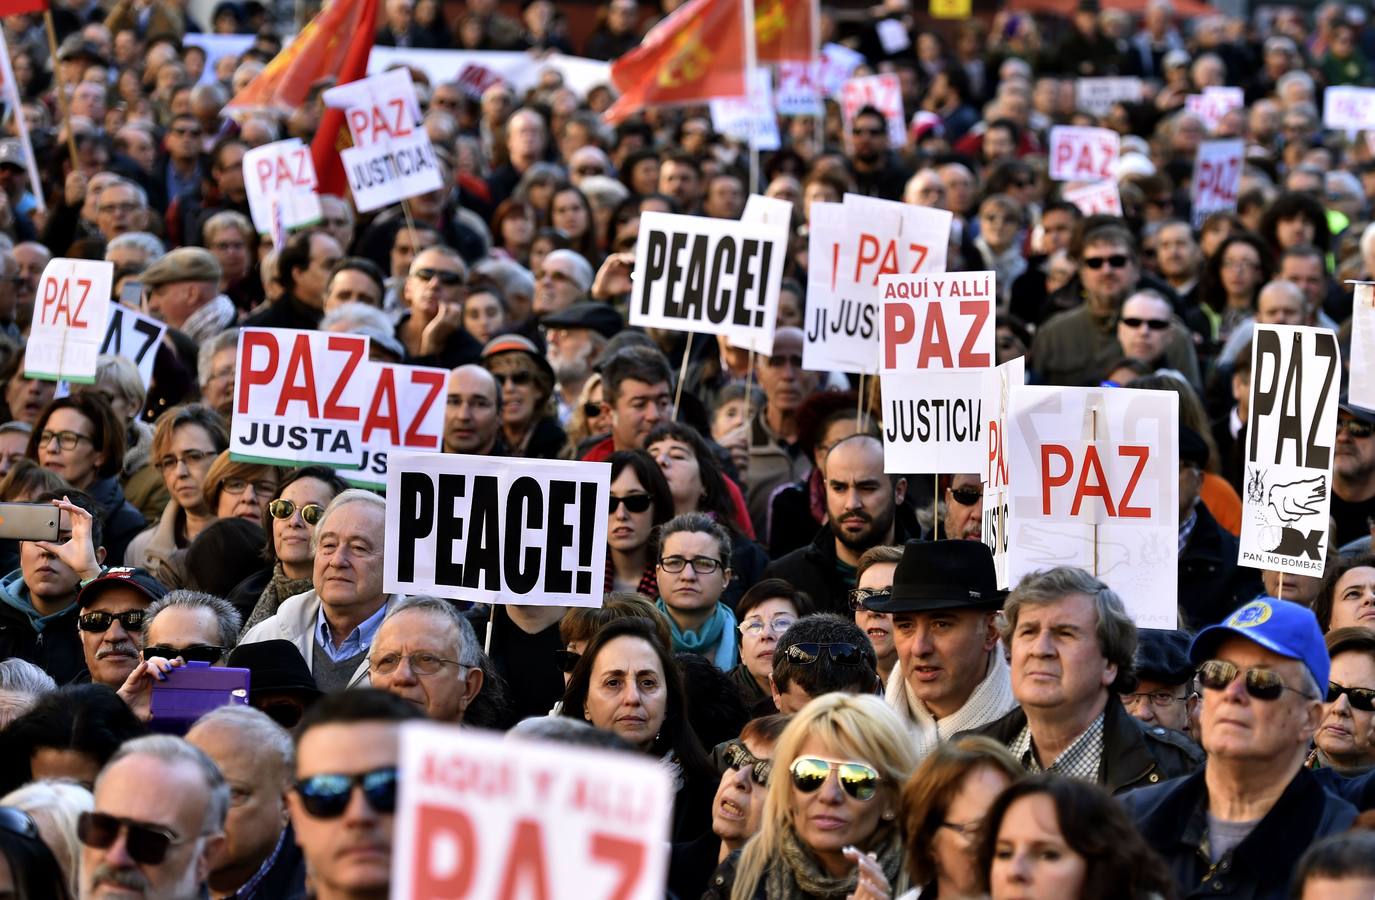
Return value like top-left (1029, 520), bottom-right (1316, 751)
top-left (2, 778), bottom-right (93, 899)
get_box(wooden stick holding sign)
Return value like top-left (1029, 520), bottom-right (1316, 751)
top-left (673, 331), bottom-right (693, 420)
top-left (484, 604), bottom-right (495, 654)
top-left (43, 13), bottom-right (79, 171)
top-left (934, 475), bottom-right (940, 538)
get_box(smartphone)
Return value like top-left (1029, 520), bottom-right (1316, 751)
top-left (149, 662), bottom-right (250, 735)
top-left (0, 502), bottom-right (59, 541)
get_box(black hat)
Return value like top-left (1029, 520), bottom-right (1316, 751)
top-left (77, 567), bottom-right (169, 608)
top-left (541, 302), bottom-right (624, 339)
top-left (864, 540), bottom-right (1003, 613)
top-left (227, 639), bottom-right (321, 702)
top-left (1179, 426), bottom-right (1209, 470)
top-left (1134, 629), bottom-right (1194, 684)
top-left (1339, 393), bottom-right (1375, 426)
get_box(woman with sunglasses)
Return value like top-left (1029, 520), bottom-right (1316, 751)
top-left (559, 616), bottom-right (716, 843)
top-left (709, 692), bottom-right (916, 900)
top-left (606, 451), bottom-right (673, 596)
top-left (201, 451), bottom-right (280, 528)
top-left (479, 334), bottom-right (567, 459)
top-left (1307, 626), bottom-right (1375, 777)
top-left (125, 404), bottom-right (229, 586)
top-left (730, 579), bottom-right (813, 709)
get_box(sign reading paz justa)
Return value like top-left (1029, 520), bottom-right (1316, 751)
top-left (1048, 126), bottom-right (1119, 182)
top-left (386, 452), bottom-right (611, 609)
top-left (1239, 325), bottom-right (1339, 576)
top-left (878, 271), bottom-right (995, 473)
top-left (1007, 386), bottom-right (1178, 628)
top-left (392, 723), bottom-right (672, 900)
top-left (26, 258), bottom-right (113, 383)
top-left (242, 138), bottom-right (321, 235)
top-left (982, 355), bottom-right (1024, 590)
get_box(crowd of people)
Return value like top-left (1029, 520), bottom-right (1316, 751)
top-left (0, 0), bottom-right (1374, 897)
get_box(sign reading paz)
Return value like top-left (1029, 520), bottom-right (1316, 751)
top-left (386, 452), bottom-right (611, 609)
top-left (1190, 139), bottom-right (1243, 228)
top-left (982, 355), bottom-right (1024, 590)
top-left (1239, 325), bottom-right (1339, 576)
top-left (392, 723), bottom-right (672, 900)
top-left (242, 138), bottom-right (321, 235)
top-left (26, 258), bottom-right (113, 383)
top-left (1048, 126), bottom-right (1119, 182)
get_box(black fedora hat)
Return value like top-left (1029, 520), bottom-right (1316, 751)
top-left (865, 540), bottom-right (1003, 613)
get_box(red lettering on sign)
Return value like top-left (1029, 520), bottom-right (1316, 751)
top-left (39, 278), bottom-right (92, 327)
top-left (255, 159), bottom-right (272, 192)
top-left (958, 301), bottom-right (991, 367)
top-left (883, 303), bottom-right (913, 369)
top-left (1118, 445), bottom-right (1150, 518)
top-left (322, 335), bottom-right (366, 419)
top-left (496, 818), bottom-right (550, 900)
top-left (411, 805), bottom-right (476, 897)
top-left (987, 420), bottom-right (1005, 487)
top-left (916, 305), bottom-right (952, 367)
top-left (404, 370), bottom-right (446, 449)
top-left (275, 335), bottom-right (319, 417)
top-left (1040, 443), bottom-right (1155, 519)
top-left (236, 331), bottom-right (278, 415)
top-left (362, 367), bottom-right (400, 444)
top-left (590, 834), bottom-right (647, 900)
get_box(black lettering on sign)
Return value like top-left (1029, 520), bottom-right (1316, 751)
top-left (397, 471), bottom-right (436, 583)
top-left (733, 239), bottom-right (760, 327)
top-left (505, 477), bottom-right (542, 593)
top-left (462, 475), bottom-right (500, 591)
top-left (640, 231), bottom-right (667, 315)
top-left (663, 232), bottom-right (688, 318)
top-left (681, 234), bottom-right (707, 320)
top-left (1248, 329), bottom-right (1338, 467)
top-left (436, 473), bottom-right (465, 587)
top-left (707, 238), bottom-right (735, 324)
top-left (544, 479), bottom-right (576, 594)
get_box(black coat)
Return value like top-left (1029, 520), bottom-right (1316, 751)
top-left (0, 593), bottom-right (86, 685)
top-left (1179, 501), bottom-right (1262, 631)
top-left (1122, 767), bottom-right (1356, 899)
top-left (242, 295), bottom-right (323, 332)
top-left (89, 475), bottom-right (148, 568)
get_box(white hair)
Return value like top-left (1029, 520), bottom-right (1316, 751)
top-left (99, 735), bottom-right (230, 834)
top-left (313, 489), bottom-right (387, 553)
top-left (198, 329), bottom-right (239, 389)
top-left (579, 175), bottom-right (629, 211)
top-left (384, 596), bottom-right (482, 667)
top-left (1276, 70), bottom-right (1316, 99)
top-left (106, 231), bottom-right (165, 262)
top-left (321, 302), bottom-right (407, 359)
top-left (188, 705), bottom-right (294, 787)
top-left (541, 249), bottom-right (593, 293)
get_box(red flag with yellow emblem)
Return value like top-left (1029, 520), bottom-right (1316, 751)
top-left (603, 0), bottom-right (749, 124)
top-left (755, 0), bottom-right (815, 64)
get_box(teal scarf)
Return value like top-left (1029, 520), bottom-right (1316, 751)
top-left (656, 599), bottom-right (738, 670)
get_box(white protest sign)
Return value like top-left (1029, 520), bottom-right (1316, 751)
top-left (1048, 126), bottom-right (1120, 182)
top-left (323, 68), bottom-right (445, 213)
top-left (817, 43), bottom-right (865, 97)
top-left (1062, 181), bottom-right (1122, 217)
top-left (1074, 77), bottom-right (1143, 116)
top-left (347, 362), bottom-right (448, 489)
top-left (1350, 282), bottom-right (1375, 409)
top-left (454, 62), bottom-right (506, 99)
top-left (242, 138), bottom-right (322, 235)
top-left (184, 33), bottom-right (255, 85)
top-left (1007, 386), bottom-right (1179, 628)
top-left (982, 355), bottom-right (1024, 589)
top-left (1185, 86), bottom-right (1244, 131)
top-left (1324, 85), bottom-right (1375, 130)
top-left (1239, 325), bottom-right (1339, 577)
top-left (1189, 139), bottom-right (1243, 228)
top-left (840, 74), bottom-right (905, 148)
top-left (630, 210), bottom-right (787, 352)
top-left (740, 194), bottom-right (794, 226)
top-left (368, 48), bottom-right (612, 100)
top-left (26, 258), bottom-right (113, 383)
top-left (876, 18), bottom-right (911, 54)
top-left (100, 305), bottom-right (167, 388)
top-left (393, 723), bottom-right (672, 900)
top-left (230, 328), bottom-right (372, 468)
top-left (385, 452), bottom-right (611, 608)
top-left (775, 61), bottom-right (822, 115)
top-left (710, 69), bottom-right (781, 151)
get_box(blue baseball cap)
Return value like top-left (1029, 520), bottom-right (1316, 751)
top-left (1189, 597), bottom-right (1329, 691)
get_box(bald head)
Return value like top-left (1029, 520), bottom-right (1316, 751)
top-left (445, 365), bottom-right (501, 455)
top-left (824, 434), bottom-right (904, 558)
top-left (1256, 279), bottom-right (1305, 325)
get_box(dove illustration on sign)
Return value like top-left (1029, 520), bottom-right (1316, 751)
top-left (1267, 475), bottom-right (1326, 523)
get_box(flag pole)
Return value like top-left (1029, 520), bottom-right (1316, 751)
top-left (0, 28), bottom-right (43, 212)
top-left (673, 331), bottom-right (694, 420)
top-left (42, 12), bottom-right (79, 171)
top-left (743, 0), bottom-right (759, 195)
top-left (810, 0), bottom-right (822, 154)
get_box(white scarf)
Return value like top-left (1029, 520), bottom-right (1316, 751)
top-left (885, 645), bottom-right (1017, 759)
top-left (182, 294), bottom-right (237, 343)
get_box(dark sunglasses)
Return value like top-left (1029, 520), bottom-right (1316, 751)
top-left (785, 642), bottom-right (866, 666)
top-left (411, 267), bottom-right (464, 286)
top-left (582, 402), bottom-right (604, 419)
top-left (1197, 659), bottom-right (1314, 701)
top-left (269, 498), bottom-right (325, 525)
top-left (261, 698), bottom-right (306, 729)
top-left (497, 371), bottom-right (533, 387)
top-left (948, 486), bottom-right (981, 506)
top-left (1120, 317), bottom-right (1170, 331)
top-left (553, 649), bottom-right (581, 673)
top-left (1339, 418), bottom-right (1375, 439)
top-left (789, 757), bottom-right (880, 801)
top-left (77, 610), bottom-right (146, 633)
top-left (609, 493), bottom-right (653, 514)
top-left (142, 644), bottom-right (224, 664)
top-left (1328, 682), bottom-right (1375, 712)
top-left (77, 811), bottom-right (183, 865)
top-left (294, 767), bottom-right (399, 818)
top-left (724, 741), bottom-right (772, 786)
top-left (766, 354), bottom-right (803, 368)
top-left (1083, 254), bottom-right (1130, 270)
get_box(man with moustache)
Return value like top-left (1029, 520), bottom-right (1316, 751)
top-left (78, 567), bottom-right (168, 689)
top-left (940, 474), bottom-right (983, 540)
top-left (542, 302), bottom-right (620, 424)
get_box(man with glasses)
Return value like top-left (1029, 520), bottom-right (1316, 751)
top-left (79, 734), bottom-right (228, 900)
top-left (847, 106), bottom-right (905, 201)
top-left (768, 614), bottom-right (879, 713)
top-left (368, 596), bottom-right (485, 724)
top-left (1124, 598), bottom-right (1356, 896)
top-left (161, 114), bottom-right (206, 212)
top-left (1122, 629), bottom-right (1198, 736)
top-left (287, 690), bottom-right (423, 900)
top-left (656, 513), bottom-right (738, 670)
top-left (94, 178), bottom-right (149, 242)
top-left (142, 590), bottom-right (241, 667)
top-left (1333, 398), bottom-right (1375, 548)
top-left (1115, 290), bottom-right (1186, 378)
top-left (746, 327), bottom-right (818, 536)
top-left (76, 566), bottom-right (166, 690)
top-left (398, 246), bottom-right (481, 368)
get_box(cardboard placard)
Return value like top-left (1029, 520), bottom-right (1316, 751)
top-left (242, 139), bottom-right (321, 236)
top-left (454, 62), bottom-right (505, 100)
top-left (100, 304), bottom-right (167, 389)
top-left (982, 355), bottom-right (1024, 589)
top-left (1048, 126), bottom-right (1120, 183)
top-left (1239, 325), bottom-right (1339, 577)
top-left (1350, 282), bottom-right (1375, 409)
top-left (817, 43), bottom-right (865, 98)
top-left (1074, 77), bottom-right (1143, 117)
top-left (392, 723), bottom-right (672, 900)
top-left (1324, 85), bottom-right (1375, 130)
top-left (1189, 139), bottom-right (1243, 228)
top-left (1062, 181), bottom-right (1122, 217)
top-left (347, 362), bottom-right (449, 489)
top-left (26, 258), bottom-right (113, 383)
top-left (840, 74), bottom-right (905, 149)
top-left (384, 452), bottom-right (611, 608)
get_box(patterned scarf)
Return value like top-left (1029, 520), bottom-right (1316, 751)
top-left (181, 294), bottom-right (238, 344)
top-left (240, 563), bottom-right (315, 636)
top-left (885, 645), bottom-right (1017, 760)
top-left (765, 822), bottom-right (908, 900)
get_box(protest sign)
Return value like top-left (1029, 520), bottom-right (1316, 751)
top-left (1006, 385), bottom-right (1179, 628)
top-left (775, 61), bottom-right (822, 115)
top-left (630, 210), bottom-right (787, 351)
top-left (1074, 77), bottom-right (1143, 117)
top-left (930, 0), bottom-right (971, 18)
top-left (1324, 85), bottom-right (1375, 130)
top-left (817, 43), bottom-right (865, 97)
top-left (740, 194), bottom-right (794, 226)
top-left (323, 69), bottom-right (445, 213)
top-left (384, 452), bottom-right (611, 608)
top-left (184, 34), bottom-right (255, 86)
top-left (1048, 126), bottom-right (1119, 182)
top-left (393, 723), bottom-right (672, 900)
top-left (242, 138), bottom-right (322, 235)
top-left (982, 355), bottom-right (1024, 589)
top-left (454, 62), bottom-right (505, 100)
top-left (710, 69), bottom-right (781, 151)
top-left (369, 48), bottom-right (612, 100)
top-left (25, 258), bottom-right (113, 383)
top-left (1189, 139), bottom-right (1243, 228)
top-left (876, 18), bottom-right (911, 54)
top-left (1062, 181), bottom-right (1122, 217)
top-left (840, 74), bottom-right (905, 149)
top-left (1350, 282), bottom-right (1375, 409)
top-left (1185, 86), bottom-right (1244, 131)
top-left (100, 305), bottom-right (167, 389)
top-left (1239, 325), bottom-right (1340, 577)
top-left (348, 362), bottom-right (448, 489)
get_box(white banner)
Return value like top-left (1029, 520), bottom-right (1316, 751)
top-left (1239, 325), bottom-right (1339, 577)
top-left (1189, 139), bottom-right (1243, 228)
top-left (982, 355), bottom-right (1024, 589)
top-left (1350, 282), bottom-right (1375, 409)
top-left (100, 304), bottom-right (167, 389)
top-left (26, 258), bottom-right (113, 383)
top-left (1074, 77), bottom-right (1143, 117)
top-left (242, 139), bottom-right (322, 235)
top-left (1062, 181), bottom-right (1122, 217)
top-left (1324, 85), bottom-right (1375, 130)
top-left (368, 48), bottom-right (612, 98)
top-left (710, 70), bottom-right (781, 152)
top-left (385, 452), bottom-right (611, 608)
top-left (840, 74), bottom-right (905, 148)
top-left (1048, 126), bottom-right (1120, 183)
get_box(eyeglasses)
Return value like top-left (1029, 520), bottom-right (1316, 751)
top-left (77, 610), bottom-right (146, 633)
top-left (293, 767), bottom-right (398, 818)
top-left (269, 498), bottom-right (325, 525)
top-left (785, 642), bottom-right (866, 666)
top-left (659, 555), bottom-right (723, 574)
top-left (1197, 659), bottom-right (1316, 701)
top-left (765, 354), bottom-right (803, 368)
top-left (848, 588), bottom-right (889, 611)
top-left (411, 267), bottom-right (465, 286)
top-left (143, 644), bottom-right (224, 664)
top-left (154, 449), bottom-right (216, 472)
top-left (39, 429), bottom-right (92, 450)
top-left (1082, 254), bottom-right (1129, 270)
top-left (948, 486), bottom-right (982, 506)
top-left (1121, 689), bottom-right (1187, 709)
top-left (608, 493), bottom-right (653, 514)
top-left (789, 757), bottom-right (880, 801)
top-left (582, 402), bottom-right (604, 419)
top-left (77, 811), bottom-right (184, 865)
top-left (939, 818), bottom-right (983, 840)
top-left (1338, 418), bottom-right (1375, 439)
top-left (221, 478), bottom-right (276, 496)
top-left (496, 370), bottom-right (533, 387)
top-left (1121, 317), bottom-right (1170, 331)
top-left (553, 648), bottom-right (581, 672)
top-left (261, 698), bottom-right (306, 729)
top-left (1327, 682), bottom-right (1375, 712)
top-left (369, 651), bottom-right (462, 676)
top-left (739, 615), bottom-right (796, 637)
top-left (724, 741), bottom-right (772, 786)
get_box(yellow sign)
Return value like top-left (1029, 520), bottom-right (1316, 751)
top-left (930, 0), bottom-right (971, 19)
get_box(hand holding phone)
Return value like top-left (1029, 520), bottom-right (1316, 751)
top-left (31, 496), bottom-right (102, 583)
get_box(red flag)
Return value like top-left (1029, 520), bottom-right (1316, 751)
top-left (755, 0), bottom-right (815, 64)
top-left (0, 0), bottom-right (47, 15)
top-left (603, 0), bottom-right (748, 124)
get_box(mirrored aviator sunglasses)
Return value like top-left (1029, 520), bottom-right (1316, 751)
top-left (269, 498), bottom-right (325, 525)
top-left (789, 757), bottom-right (880, 801)
top-left (294, 767), bottom-right (399, 818)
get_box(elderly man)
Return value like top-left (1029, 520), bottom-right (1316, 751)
top-left (367, 596), bottom-right (484, 723)
top-left (288, 690), bottom-right (424, 900)
top-left (1123, 628), bottom-right (1197, 736)
top-left (79, 735), bottom-right (228, 900)
top-left (77, 566), bottom-right (166, 689)
top-left (142, 590), bottom-right (242, 665)
top-left (323, 258), bottom-right (385, 311)
top-left (318, 196), bottom-right (356, 256)
top-left (486, 108), bottom-right (548, 207)
top-left (534, 249), bottom-right (594, 321)
top-left (966, 567), bottom-right (1202, 792)
top-left (746, 327), bottom-right (817, 536)
top-left (1124, 598), bottom-right (1356, 896)
top-left (444, 365), bottom-right (503, 455)
top-left (13, 241), bottom-right (50, 330)
top-left (1219, 280), bottom-right (1307, 366)
top-left (868, 541), bottom-right (1015, 757)
top-left (94, 177), bottom-right (150, 241)
top-left (240, 491), bottom-right (399, 692)
top-left (142, 247), bottom-right (236, 343)
top-left (542, 302), bottom-right (621, 424)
